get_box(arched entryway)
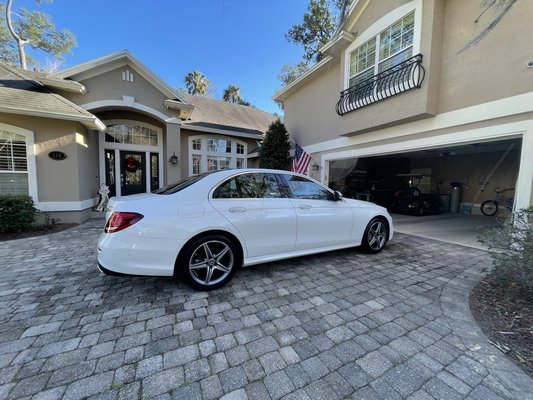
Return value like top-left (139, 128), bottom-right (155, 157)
top-left (99, 119), bottom-right (164, 197)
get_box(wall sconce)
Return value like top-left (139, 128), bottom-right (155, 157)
top-left (312, 162), bottom-right (320, 171)
top-left (169, 152), bottom-right (178, 165)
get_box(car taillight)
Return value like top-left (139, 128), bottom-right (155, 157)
top-left (104, 212), bottom-right (144, 233)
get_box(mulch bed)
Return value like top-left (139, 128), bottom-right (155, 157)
top-left (470, 274), bottom-right (533, 378)
top-left (0, 223), bottom-right (78, 242)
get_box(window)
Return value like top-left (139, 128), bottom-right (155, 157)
top-left (283, 174), bottom-right (333, 201)
top-left (348, 11), bottom-right (415, 88)
top-left (154, 174), bottom-right (208, 195)
top-left (0, 130), bottom-right (28, 195)
top-left (105, 124), bottom-right (158, 146)
top-left (189, 136), bottom-right (247, 175)
top-left (213, 173), bottom-right (282, 199)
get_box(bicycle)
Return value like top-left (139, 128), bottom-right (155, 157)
top-left (480, 187), bottom-right (515, 216)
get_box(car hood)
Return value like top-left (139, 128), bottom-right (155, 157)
top-left (344, 198), bottom-right (389, 212)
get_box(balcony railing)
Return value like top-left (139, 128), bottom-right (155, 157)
top-left (335, 53), bottom-right (426, 116)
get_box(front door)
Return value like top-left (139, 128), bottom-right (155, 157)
top-left (120, 151), bottom-right (146, 196)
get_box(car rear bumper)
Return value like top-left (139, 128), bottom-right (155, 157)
top-left (97, 232), bottom-right (184, 277)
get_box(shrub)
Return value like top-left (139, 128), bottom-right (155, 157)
top-left (259, 119), bottom-right (291, 170)
top-left (0, 194), bottom-right (37, 233)
top-left (478, 207), bottom-right (533, 295)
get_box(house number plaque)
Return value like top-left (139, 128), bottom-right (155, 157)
top-left (48, 151), bottom-right (67, 160)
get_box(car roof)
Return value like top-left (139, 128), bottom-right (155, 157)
top-left (201, 168), bottom-right (309, 184)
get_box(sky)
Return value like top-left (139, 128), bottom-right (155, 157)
top-left (12, 0), bottom-right (311, 114)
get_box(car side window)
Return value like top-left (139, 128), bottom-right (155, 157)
top-left (283, 174), bottom-right (334, 200)
top-left (237, 173), bottom-right (282, 198)
top-left (212, 178), bottom-right (240, 198)
top-left (212, 173), bottom-right (283, 199)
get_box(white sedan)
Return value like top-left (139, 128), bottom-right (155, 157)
top-left (97, 169), bottom-right (393, 290)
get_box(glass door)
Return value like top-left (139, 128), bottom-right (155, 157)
top-left (150, 152), bottom-right (159, 192)
top-left (120, 151), bottom-right (146, 196)
top-left (104, 149), bottom-right (116, 197)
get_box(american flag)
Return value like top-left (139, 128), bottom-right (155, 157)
top-left (291, 143), bottom-right (312, 174)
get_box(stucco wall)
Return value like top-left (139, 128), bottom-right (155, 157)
top-left (76, 129), bottom-right (99, 201)
top-left (283, 0), bottom-right (445, 145)
top-left (61, 63), bottom-right (177, 119)
top-left (410, 149), bottom-right (520, 204)
top-left (438, 0), bottom-right (533, 113)
top-left (281, 0), bottom-right (532, 146)
top-left (0, 113), bottom-right (92, 203)
top-left (283, 59), bottom-right (342, 147)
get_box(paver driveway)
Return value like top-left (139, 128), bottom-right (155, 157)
top-left (0, 220), bottom-right (531, 400)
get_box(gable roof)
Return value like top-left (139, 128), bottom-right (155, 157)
top-left (53, 50), bottom-right (195, 120)
top-left (53, 50), bottom-right (186, 102)
top-left (0, 62), bottom-right (105, 130)
top-left (21, 69), bottom-right (87, 94)
top-left (181, 94), bottom-right (277, 138)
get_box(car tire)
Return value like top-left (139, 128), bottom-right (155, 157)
top-left (178, 234), bottom-right (240, 291)
top-left (361, 217), bottom-right (388, 253)
top-left (481, 200), bottom-right (498, 216)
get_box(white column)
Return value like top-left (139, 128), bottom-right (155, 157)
top-left (166, 119), bottom-right (182, 184)
top-left (516, 125), bottom-right (533, 208)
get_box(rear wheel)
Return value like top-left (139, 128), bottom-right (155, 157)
top-left (178, 234), bottom-right (240, 291)
top-left (361, 218), bottom-right (388, 253)
top-left (481, 200), bottom-right (498, 216)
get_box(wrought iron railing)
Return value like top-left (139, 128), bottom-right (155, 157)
top-left (335, 53), bottom-right (426, 116)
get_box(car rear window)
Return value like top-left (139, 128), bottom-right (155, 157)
top-left (153, 174), bottom-right (208, 195)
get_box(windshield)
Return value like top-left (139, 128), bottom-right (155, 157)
top-left (153, 174), bottom-right (209, 195)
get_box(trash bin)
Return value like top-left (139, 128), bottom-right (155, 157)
top-left (450, 183), bottom-right (462, 214)
top-left (439, 194), bottom-right (451, 213)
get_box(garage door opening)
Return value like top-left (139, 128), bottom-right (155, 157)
top-left (328, 138), bottom-right (522, 217)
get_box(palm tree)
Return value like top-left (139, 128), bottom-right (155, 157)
top-left (184, 71), bottom-right (210, 96)
top-left (223, 84), bottom-right (243, 104)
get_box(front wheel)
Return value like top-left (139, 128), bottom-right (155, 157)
top-left (361, 218), bottom-right (388, 253)
top-left (178, 234), bottom-right (240, 291)
top-left (481, 200), bottom-right (498, 216)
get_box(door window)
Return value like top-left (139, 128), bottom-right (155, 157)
top-left (282, 174), bottom-right (334, 200)
top-left (121, 151), bottom-right (146, 196)
top-left (150, 153), bottom-right (159, 192)
top-left (213, 173), bottom-right (282, 199)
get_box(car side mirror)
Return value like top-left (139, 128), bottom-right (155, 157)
top-left (333, 191), bottom-right (343, 201)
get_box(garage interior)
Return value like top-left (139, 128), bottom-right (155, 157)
top-left (328, 137), bottom-right (522, 248)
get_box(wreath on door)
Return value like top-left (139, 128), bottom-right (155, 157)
top-left (125, 156), bottom-right (141, 173)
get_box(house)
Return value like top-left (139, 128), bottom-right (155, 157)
top-left (273, 0), bottom-right (533, 213)
top-left (0, 50), bottom-right (277, 223)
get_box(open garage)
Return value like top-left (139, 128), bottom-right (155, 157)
top-left (328, 137), bottom-right (521, 216)
top-left (326, 137), bottom-right (522, 247)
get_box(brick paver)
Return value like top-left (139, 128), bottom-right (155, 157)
top-left (0, 219), bottom-right (531, 399)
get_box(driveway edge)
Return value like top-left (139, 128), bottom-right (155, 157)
top-left (440, 263), bottom-right (533, 399)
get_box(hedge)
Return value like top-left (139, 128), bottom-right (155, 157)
top-left (0, 194), bottom-right (37, 233)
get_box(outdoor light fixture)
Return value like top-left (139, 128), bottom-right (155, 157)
top-left (312, 162), bottom-right (320, 171)
top-left (169, 152), bottom-right (178, 165)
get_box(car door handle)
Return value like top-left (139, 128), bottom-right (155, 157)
top-left (229, 207), bottom-right (247, 213)
top-left (298, 204), bottom-right (312, 209)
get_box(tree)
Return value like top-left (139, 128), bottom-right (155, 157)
top-left (278, 0), bottom-right (350, 87)
top-left (2, 0), bottom-right (76, 70)
top-left (222, 84), bottom-right (252, 106)
top-left (222, 84), bottom-right (243, 104)
top-left (285, 0), bottom-right (349, 64)
top-left (259, 119), bottom-right (291, 170)
top-left (184, 70), bottom-right (212, 96)
top-left (277, 61), bottom-right (309, 87)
